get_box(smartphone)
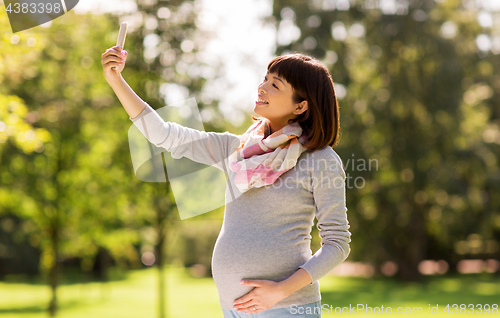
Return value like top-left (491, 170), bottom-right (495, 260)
top-left (112, 22), bottom-right (128, 71)
top-left (116, 22), bottom-right (128, 48)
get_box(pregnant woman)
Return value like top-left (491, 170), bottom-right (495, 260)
top-left (101, 45), bottom-right (351, 317)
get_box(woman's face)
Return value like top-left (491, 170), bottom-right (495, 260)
top-left (254, 71), bottom-right (306, 133)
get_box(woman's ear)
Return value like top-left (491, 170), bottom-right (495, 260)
top-left (294, 100), bottom-right (308, 115)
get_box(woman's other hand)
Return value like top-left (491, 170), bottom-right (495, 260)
top-left (232, 279), bottom-right (289, 314)
top-left (101, 45), bottom-right (128, 84)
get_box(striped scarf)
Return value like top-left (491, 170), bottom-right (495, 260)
top-left (229, 118), bottom-right (308, 193)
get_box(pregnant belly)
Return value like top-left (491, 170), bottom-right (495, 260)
top-left (210, 227), bottom-right (313, 308)
top-left (211, 229), bottom-right (310, 278)
top-left (211, 234), bottom-right (311, 309)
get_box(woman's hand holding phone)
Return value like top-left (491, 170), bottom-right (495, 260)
top-left (101, 46), bottom-right (128, 84)
top-left (101, 22), bottom-right (129, 84)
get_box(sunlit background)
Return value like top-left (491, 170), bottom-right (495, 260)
top-left (74, 0), bottom-right (276, 127)
top-left (1, 0), bottom-right (500, 317)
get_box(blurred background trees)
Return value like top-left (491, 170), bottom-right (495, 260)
top-left (0, 0), bottom-right (225, 315)
top-left (1, 0), bottom-right (500, 316)
top-left (271, 0), bottom-right (500, 280)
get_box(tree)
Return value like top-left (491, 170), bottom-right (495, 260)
top-left (0, 15), bottom-right (52, 279)
top-left (1, 11), bottom-right (148, 316)
top-left (2, 1), bottom-right (235, 316)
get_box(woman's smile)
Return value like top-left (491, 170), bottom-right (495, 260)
top-left (256, 95), bottom-right (269, 105)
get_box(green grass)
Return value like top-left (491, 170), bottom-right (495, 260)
top-left (319, 273), bottom-right (500, 317)
top-left (0, 266), bottom-right (499, 317)
top-left (0, 266), bottom-right (221, 318)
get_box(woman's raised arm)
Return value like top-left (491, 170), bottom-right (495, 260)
top-left (101, 45), bottom-right (146, 119)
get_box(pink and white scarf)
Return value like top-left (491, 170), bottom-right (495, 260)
top-left (229, 118), bottom-right (308, 193)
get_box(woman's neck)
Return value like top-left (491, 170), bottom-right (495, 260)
top-left (264, 120), bottom-right (271, 138)
top-left (268, 120), bottom-right (287, 136)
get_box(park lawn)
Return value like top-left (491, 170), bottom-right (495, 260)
top-left (319, 273), bottom-right (500, 317)
top-left (0, 266), bottom-right (499, 318)
top-left (0, 265), bottom-right (221, 318)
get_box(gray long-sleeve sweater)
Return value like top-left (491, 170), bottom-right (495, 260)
top-left (129, 103), bottom-right (351, 310)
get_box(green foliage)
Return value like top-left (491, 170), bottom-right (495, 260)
top-left (1, 8), bottom-right (159, 316)
top-left (1, 10), bottom-right (143, 270)
top-left (0, 11), bottom-right (51, 155)
top-left (0, 95), bottom-right (51, 153)
top-left (1, 1), bottom-right (234, 316)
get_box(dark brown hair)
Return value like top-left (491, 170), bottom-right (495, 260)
top-left (252, 52), bottom-right (340, 152)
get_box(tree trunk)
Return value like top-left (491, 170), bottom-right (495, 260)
top-left (396, 255), bottom-right (421, 282)
top-left (396, 205), bottom-right (427, 282)
top-left (97, 248), bottom-right (111, 301)
top-left (156, 210), bottom-right (166, 318)
top-left (156, 152), bottom-right (170, 318)
top-left (48, 227), bottom-right (60, 317)
top-left (157, 231), bottom-right (166, 318)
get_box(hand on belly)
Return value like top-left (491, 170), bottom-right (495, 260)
top-left (232, 279), bottom-right (288, 314)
